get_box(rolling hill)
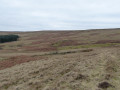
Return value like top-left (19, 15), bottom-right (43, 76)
top-left (0, 29), bottom-right (120, 90)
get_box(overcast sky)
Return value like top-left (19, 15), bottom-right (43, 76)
top-left (0, 0), bottom-right (120, 31)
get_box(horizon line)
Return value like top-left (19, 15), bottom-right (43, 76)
top-left (0, 28), bottom-right (120, 32)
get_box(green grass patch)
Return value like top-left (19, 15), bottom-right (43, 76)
top-left (0, 57), bottom-right (5, 61)
top-left (52, 41), bottom-right (62, 47)
top-left (52, 40), bottom-right (68, 47)
top-left (59, 43), bottom-right (119, 50)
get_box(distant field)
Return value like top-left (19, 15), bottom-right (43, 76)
top-left (0, 29), bottom-right (120, 90)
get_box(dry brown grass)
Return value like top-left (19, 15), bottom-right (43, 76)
top-left (0, 55), bottom-right (46, 70)
top-left (0, 48), bottom-right (119, 90)
top-left (0, 29), bottom-right (120, 90)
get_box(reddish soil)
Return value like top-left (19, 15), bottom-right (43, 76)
top-left (31, 41), bottom-right (43, 44)
top-left (0, 55), bottom-right (46, 70)
top-left (107, 33), bottom-right (120, 36)
top-left (60, 40), bottom-right (79, 46)
top-left (90, 33), bottom-right (99, 35)
top-left (53, 40), bottom-right (80, 47)
top-left (95, 40), bottom-right (120, 44)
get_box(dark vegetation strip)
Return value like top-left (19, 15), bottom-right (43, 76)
top-left (0, 49), bottom-right (93, 70)
top-left (0, 35), bottom-right (19, 43)
top-left (40, 49), bottom-right (93, 56)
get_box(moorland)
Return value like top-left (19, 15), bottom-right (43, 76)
top-left (0, 29), bottom-right (120, 90)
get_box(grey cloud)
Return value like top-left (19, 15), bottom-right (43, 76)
top-left (0, 0), bottom-right (120, 31)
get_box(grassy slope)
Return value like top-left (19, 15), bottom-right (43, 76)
top-left (0, 29), bottom-right (120, 90)
top-left (0, 29), bottom-right (120, 54)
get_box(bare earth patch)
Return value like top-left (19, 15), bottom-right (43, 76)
top-left (0, 55), bottom-right (45, 70)
top-left (95, 40), bottom-right (120, 44)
